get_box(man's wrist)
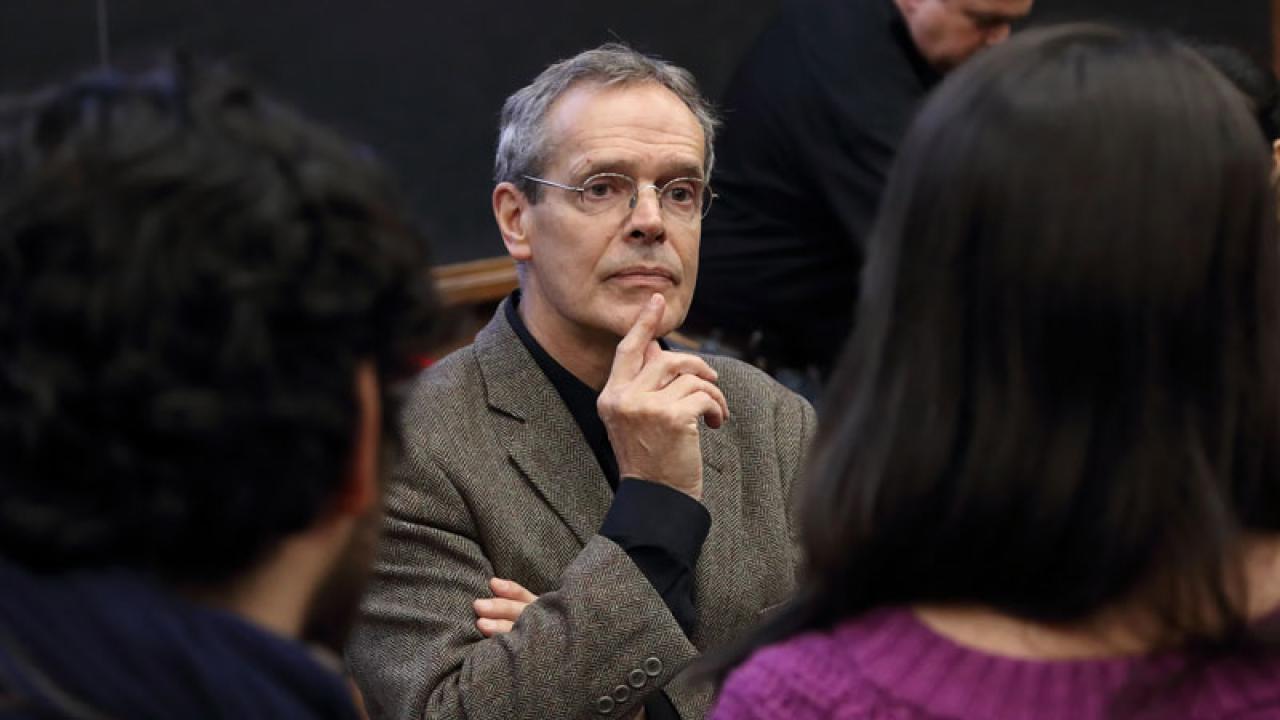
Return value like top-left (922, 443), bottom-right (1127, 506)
top-left (600, 479), bottom-right (712, 564)
top-left (617, 473), bottom-right (702, 501)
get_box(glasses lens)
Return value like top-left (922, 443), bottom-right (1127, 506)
top-left (578, 173), bottom-right (635, 215)
top-left (658, 179), bottom-right (702, 221)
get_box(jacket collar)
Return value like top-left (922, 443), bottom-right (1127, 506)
top-left (474, 300), bottom-right (613, 545)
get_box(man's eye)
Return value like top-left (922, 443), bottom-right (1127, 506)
top-left (585, 183), bottom-right (613, 197)
top-left (666, 183), bottom-right (696, 205)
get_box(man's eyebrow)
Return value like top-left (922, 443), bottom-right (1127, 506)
top-left (666, 162), bottom-right (706, 180)
top-left (570, 158), bottom-right (706, 181)
top-left (570, 158), bottom-right (631, 178)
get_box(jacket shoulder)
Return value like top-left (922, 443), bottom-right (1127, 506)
top-left (397, 344), bottom-right (488, 446)
top-left (701, 354), bottom-right (811, 414)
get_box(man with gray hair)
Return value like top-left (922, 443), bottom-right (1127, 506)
top-left (347, 44), bottom-right (814, 720)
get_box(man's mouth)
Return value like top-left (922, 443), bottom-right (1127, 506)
top-left (609, 266), bottom-right (677, 282)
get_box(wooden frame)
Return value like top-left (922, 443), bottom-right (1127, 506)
top-left (432, 255), bottom-right (519, 306)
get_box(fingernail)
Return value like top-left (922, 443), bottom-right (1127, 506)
top-left (474, 599), bottom-right (488, 610)
top-left (493, 578), bottom-right (507, 591)
top-left (477, 618), bottom-right (493, 628)
top-left (649, 293), bottom-right (662, 308)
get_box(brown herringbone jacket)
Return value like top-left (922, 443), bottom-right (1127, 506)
top-left (347, 302), bottom-right (815, 720)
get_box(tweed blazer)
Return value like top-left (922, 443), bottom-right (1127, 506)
top-left (347, 302), bottom-right (816, 720)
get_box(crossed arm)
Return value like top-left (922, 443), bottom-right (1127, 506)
top-left (347, 459), bottom-right (700, 720)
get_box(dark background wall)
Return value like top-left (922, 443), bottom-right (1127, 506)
top-left (1030, 1), bottom-right (1272, 64)
top-left (0, 1), bottom-right (1271, 264)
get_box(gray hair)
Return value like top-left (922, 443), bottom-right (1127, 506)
top-left (494, 43), bottom-right (719, 201)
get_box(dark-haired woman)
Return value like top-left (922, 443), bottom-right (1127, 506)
top-left (710, 24), bottom-right (1280, 720)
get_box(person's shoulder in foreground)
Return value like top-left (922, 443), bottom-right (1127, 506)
top-left (0, 57), bottom-right (441, 718)
top-left (714, 609), bottom-right (1280, 720)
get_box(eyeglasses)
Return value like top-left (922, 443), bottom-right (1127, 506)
top-left (522, 172), bottom-right (716, 221)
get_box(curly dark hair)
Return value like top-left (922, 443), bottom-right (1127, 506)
top-left (0, 60), bottom-right (443, 585)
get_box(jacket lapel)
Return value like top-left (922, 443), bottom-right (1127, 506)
top-left (473, 301), bottom-right (613, 547)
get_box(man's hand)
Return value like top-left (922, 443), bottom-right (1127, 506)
top-left (597, 293), bottom-right (730, 501)
top-left (473, 577), bottom-right (538, 637)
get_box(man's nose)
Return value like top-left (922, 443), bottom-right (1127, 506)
top-left (627, 186), bottom-right (665, 243)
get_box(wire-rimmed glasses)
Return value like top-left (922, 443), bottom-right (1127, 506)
top-left (522, 172), bottom-right (716, 221)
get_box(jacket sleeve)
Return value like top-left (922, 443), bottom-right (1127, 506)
top-left (346, 445), bottom-right (699, 720)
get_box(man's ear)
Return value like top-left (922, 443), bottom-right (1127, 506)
top-left (336, 361), bottom-right (381, 517)
top-left (494, 182), bottom-right (533, 263)
top-left (1272, 139), bottom-right (1280, 169)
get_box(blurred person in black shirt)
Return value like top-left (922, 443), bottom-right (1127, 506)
top-left (686, 0), bottom-right (1031, 397)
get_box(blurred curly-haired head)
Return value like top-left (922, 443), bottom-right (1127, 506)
top-left (0, 60), bottom-right (442, 585)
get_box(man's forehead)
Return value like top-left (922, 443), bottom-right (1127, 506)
top-left (541, 81), bottom-right (706, 170)
top-left (545, 80), bottom-right (699, 132)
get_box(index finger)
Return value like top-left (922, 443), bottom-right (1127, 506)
top-left (610, 293), bottom-right (665, 381)
top-left (490, 577), bottom-right (538, 603)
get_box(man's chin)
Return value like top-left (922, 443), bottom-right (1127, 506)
top-left (605, 298), bottom-right (687, 340)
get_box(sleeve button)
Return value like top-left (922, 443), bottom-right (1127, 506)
top-left (628, 668), bottom-right (647, 688)
top-left (596, 696), bottom-right (615, 715)
top-left (612, 685), bottom-right (631, 703)
top-left (643, 657), bottom-right (663, 677)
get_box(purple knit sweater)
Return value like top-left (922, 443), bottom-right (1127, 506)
top-left (710, 608), bottom-right (1280, 719)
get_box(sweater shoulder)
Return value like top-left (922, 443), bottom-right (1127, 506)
top-left (714, 629), bottom-right (885, 720)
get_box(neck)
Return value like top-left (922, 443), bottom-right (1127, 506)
top-left (186, 520), bottom-right (350, 640)
top-left (517, 291), bottom-right (617, 391)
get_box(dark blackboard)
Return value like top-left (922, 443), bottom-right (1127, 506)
top-left (0, 1), bottom-right (784, 264)
top-left (0, 1), bottom-right (1269, 264)
top-left (1029, 0), bottom-right (1272, 64)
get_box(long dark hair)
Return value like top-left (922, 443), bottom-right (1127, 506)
top-left (712, 23), bottom-right (1280, 681)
